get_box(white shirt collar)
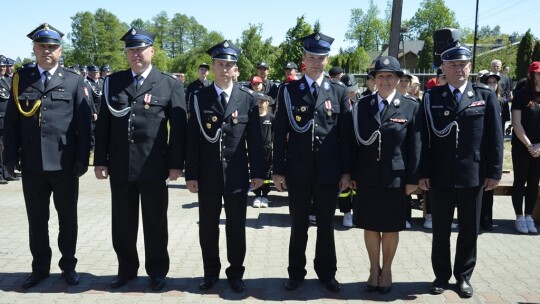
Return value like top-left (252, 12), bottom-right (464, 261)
top-left (304, 74), bottom-right (324, 89)
top-left (448, 82), bottom-right (468, 95)
top-left (37, 64), bottom-right (59, 78)
top-left (213, 82), bottom-right (233, 100)
top-left (131, 64), bottom-right (152, 79)
top-left (377, 90), bottom-right (397, 105)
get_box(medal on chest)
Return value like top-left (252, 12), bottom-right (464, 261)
top-left (232, 110), bottom-right (238, 124)
top-left (144, 93), bottom-right (151, 109)
top-left (325, 100), bottom-right (333, 116)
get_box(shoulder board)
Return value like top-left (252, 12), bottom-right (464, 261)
top-left (62, 67), bottom-right (80, 75)
top-left (239, 85), bottom-right (254, 95)
top-left (329, 79), bottom-right (346, 88)
top-left (473, 83), bottom-right (491, 90)
top-left (161, 71), bottom-right (177, 80)
top-left (402, 95), bottom-right (418, 103)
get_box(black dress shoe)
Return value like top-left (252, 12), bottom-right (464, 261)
top-left (109, 275), bottom-right (136, 289)
top-left (365, 284), bottom-right (378, 292)
top-left (322, 278), bottom-right (340, 292)
top-left (62, 270), bottom-right (80, 285)
top-left (229, 278), bottom-right (245, 292)
top-left (0, 179), bottom-right (7, 184)
top-left (22, 272), bottom-right (50, 289)
top-left (481, 218), bottom-right (494, 231)
top-left (458, 280), bottom-right (473, 298)
top-left (199, 276), bottom-right (218, 290)
top-left (150, 276), bottom-right (166, 291)
top-left (430, 278), bottom-right (448, 294)
top-left (284, 278), bottom-right (303, 291)
top-left (378, 285), bottom-right (392, 294)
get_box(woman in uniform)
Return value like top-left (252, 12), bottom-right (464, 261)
top-left (511, 61), bottom-right (540, 234)
top-left (351, 56), bottom-right (421, 294)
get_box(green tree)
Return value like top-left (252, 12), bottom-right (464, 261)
top-left (345, 0), bottom-right (388, 51)
top-left (417, 35), bottom-right (434, 70)
top-left (516, 29), bottom-right (533, 80)
top-left (274, 15), bottom-right (313, 80)
top-left (406, 0), bottom-right (459, 40)
top-left (237, 24), bottom-right (275, 81)
top-left (532, 40), bottom-right (540, 62)
top-left (330, 46), bottom-right (370, 74)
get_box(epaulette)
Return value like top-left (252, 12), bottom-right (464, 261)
top-left (161, 71), bottom-right (177, 80)
top-left (473, 83), bottom-right (491, 90)
top-left (239, 85), bottom-right (254, 95)
top-left (62, 67), bottom-right (80, 75)
top-left (330, 79), bottom-right (346, 88)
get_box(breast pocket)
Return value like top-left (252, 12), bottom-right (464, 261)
top-left (465, 106), bottom-right (485, 130)
top-left (144, 96), bottom-right (166, 118)
top-left (50, 91), bottom-right (73, 113)
top-left (230, 115), bottom-right (248, 137)
top-left (326, 106), bottom-right (340, 124)
top-left (110, 93), bottom-right (129, 111)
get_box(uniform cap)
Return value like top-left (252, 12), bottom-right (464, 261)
top-left (78, 65), bottom-right (88, 73)
top-left (441, 46), bottom-right (471, 61)
top-left (258, 62), bottom-right (269, 69)
top-left (0, 55), bottom-right (7, 66)
top-left (370, 56), bottom-right (403, 77)
top-left (6, 58), bottom-right (15, 66)
top-left (400, 68), bottom-right (412, 79)
top-left (250, 76), bottom-right (263, 85)
top-left (199, 62), bottom-right (210, 69)
top-left (527, 61), bottom-right (540, 73)
top-left (87, 65), bottom-right (99, 72)
top-left (27, 23), bottom-right (64, 45)
top-left (58, 57), bottom-right (64, 65)
top-left (481, 72), bottom-right (500, 83)
top-left (100, 64), bottom-right (111, 72)
top-left (329, 66), bottom-right (344, 76)
top-left (340, 74), bottom-right (358, 92)
top-left (206, 40), bottom-right (240, 62)
top-left (284, 62), bottom-right (298, 70)
top-left (121, 28), bottom-right (155, 49)
top-left (23, 61), bottom-right (36, 69)
top-left (256, 93), bottom-right (274, 104)
top-left (300, 32), bottom-right (334, 55)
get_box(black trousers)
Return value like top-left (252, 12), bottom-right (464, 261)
top-left (110, 179), bottom-right (169, 279)
top-left (512, 145), bottom-right (540, 215)
top-left (431, 187), bottom-right (482, 283)
top-left (481, 190), bottom-right (494, 222)
top-left (21, 170), bottom-right (79, 273)
top-left (198, 191), bottom-right (247, 280)
top-left (287, 184), bottom-right (338, 281)
top-left (0, 133), bottom-right (5, 179)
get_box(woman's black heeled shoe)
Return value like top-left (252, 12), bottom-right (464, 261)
top-left (378, 285), bottom-right (392, 294)
top-left (365, 284), bottom-right (378, 292)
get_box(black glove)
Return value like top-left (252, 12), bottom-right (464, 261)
top-left (73, 163), bottom-right (88, 178)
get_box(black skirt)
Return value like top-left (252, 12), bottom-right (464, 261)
top-left (353, 186), bottom-right (407, 232)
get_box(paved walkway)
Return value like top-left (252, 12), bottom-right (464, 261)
top-left (1, 172), bottom-right (539, 303)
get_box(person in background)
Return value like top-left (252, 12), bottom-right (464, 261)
top-left (250, 75), bottom-right (263, 92)
top-left (100, 64), bottom-right (111, 79)
top-left (510, 61), bottom-right (540, 234)
top-left (361, 74), bottom-right (376, 97)
top-left (425, 68), bottom-right (446, 90)
top-left (328, 66), bottom-right (344, 82)
top-left (491, 59), bottom-right (512, 101)
top-left (252, 93), bottom-right (274, 208)
top-left (284, 62), bottom-right (298, 81)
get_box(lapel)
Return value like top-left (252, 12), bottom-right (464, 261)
top-left (381, 93), bottom-right (400, 122)
top-left (456, 82), bottom-right (475, 114)
top-left (132, 68), bottom-right (158, 99)
top-left (223, 84), bottom-right (240, 119)
top-left (45, 67), bottom-right (65, 92)
top-left (208, 84), bottom-right (224, 114)
top-left (314, 78), bottom-right (331, 109)
top-left (299, 77), bottom-right (313, 106)
top-left (0, 76), bottom-right (9, 90)
top-left (29, 67), bottom-right (45, 93)
top-left (367, 95), bottom-right (381, 126)
top-left (122, 70), bottom-right (136, 99)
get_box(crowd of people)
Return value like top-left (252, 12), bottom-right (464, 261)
top-left (0, 23), bottom-right (539, 300)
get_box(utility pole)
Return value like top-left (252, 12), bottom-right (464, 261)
top-left (388, 0), bottom-right (403, 58)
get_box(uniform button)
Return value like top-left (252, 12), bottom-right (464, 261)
top-left (131, 127), bottom-right (135, 130)
top-left (133, 101), bottom-right (137, 104)
top-left (42, 107), bottom-right (47, 111)
top-left (315, 148), bottom-right (319, 152)
top-left (43, 95), bottom-right (47, 99)
top-left (130, 139), bottom-right (134, 143)
top-left (222, 146), bottom-right (226, 149)
top-left (132, 113), bottom-right (136, 117)
top-left (222, 122), bottom-right (226, 125)
top-left (315, 136), bottom-right (319, 140)
top-left (223, 133), bottom-right (227, 137)
top-left (314, 111), bottom-right (318, 114)
top-left (222, 158), bottom-right (226, 161)
top-left (42, 120), bottom-right (46, 124)
top-left (315, 124), bottom-right (318, 127)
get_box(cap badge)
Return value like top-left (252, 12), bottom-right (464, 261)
top-left (223, 41), bottom-right (229, 48)
top-left (383, 58), bottom-right (390, 65)
top-left (44, 23), bottom-right (50, 30)
top-left (299, 83), bottom-right (305, 91)
top-left (315, 34), bottom-right (320, 40)
top-left (131, 29), bottom-right (136, 35)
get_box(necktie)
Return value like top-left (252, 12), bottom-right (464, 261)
top-left (134, 75), bottom-right (143, 90)
top-left (220, 91), bottom-right (228, 109)
top-left (381, 99), bottom-right (388, 117)
top-left (453, 88), bottom-right (460, 107)
top-left (312, 82), bottom-right (319, 100)
top-left (43, 71), bottom-right (51, 88)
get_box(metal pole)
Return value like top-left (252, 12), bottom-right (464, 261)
top-left (472, 0), bottom-right (480, 73)
top-left (388, 0), bottom-right (403, 58)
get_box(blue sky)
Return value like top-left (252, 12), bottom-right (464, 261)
top-left (3, 0), bottom-right (539, 60)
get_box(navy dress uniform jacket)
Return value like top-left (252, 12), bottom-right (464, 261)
top-left (353, 92), bottom-right (421, 188)
top-left (272, 76), bottom-right (353, 185)
top-left (94, 68), bottom-right (187, 181)
top-left (184, 83), bottom-right (265, 194)
top-left (3, 66), bottom-right (92, 171)
top-left (420, 82), bottom-right (504, 189)
top-left (0, 76), bottom-right (10, 130)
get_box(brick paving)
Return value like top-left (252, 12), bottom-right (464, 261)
top-left (1, 172), bottom-right (539, 303)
